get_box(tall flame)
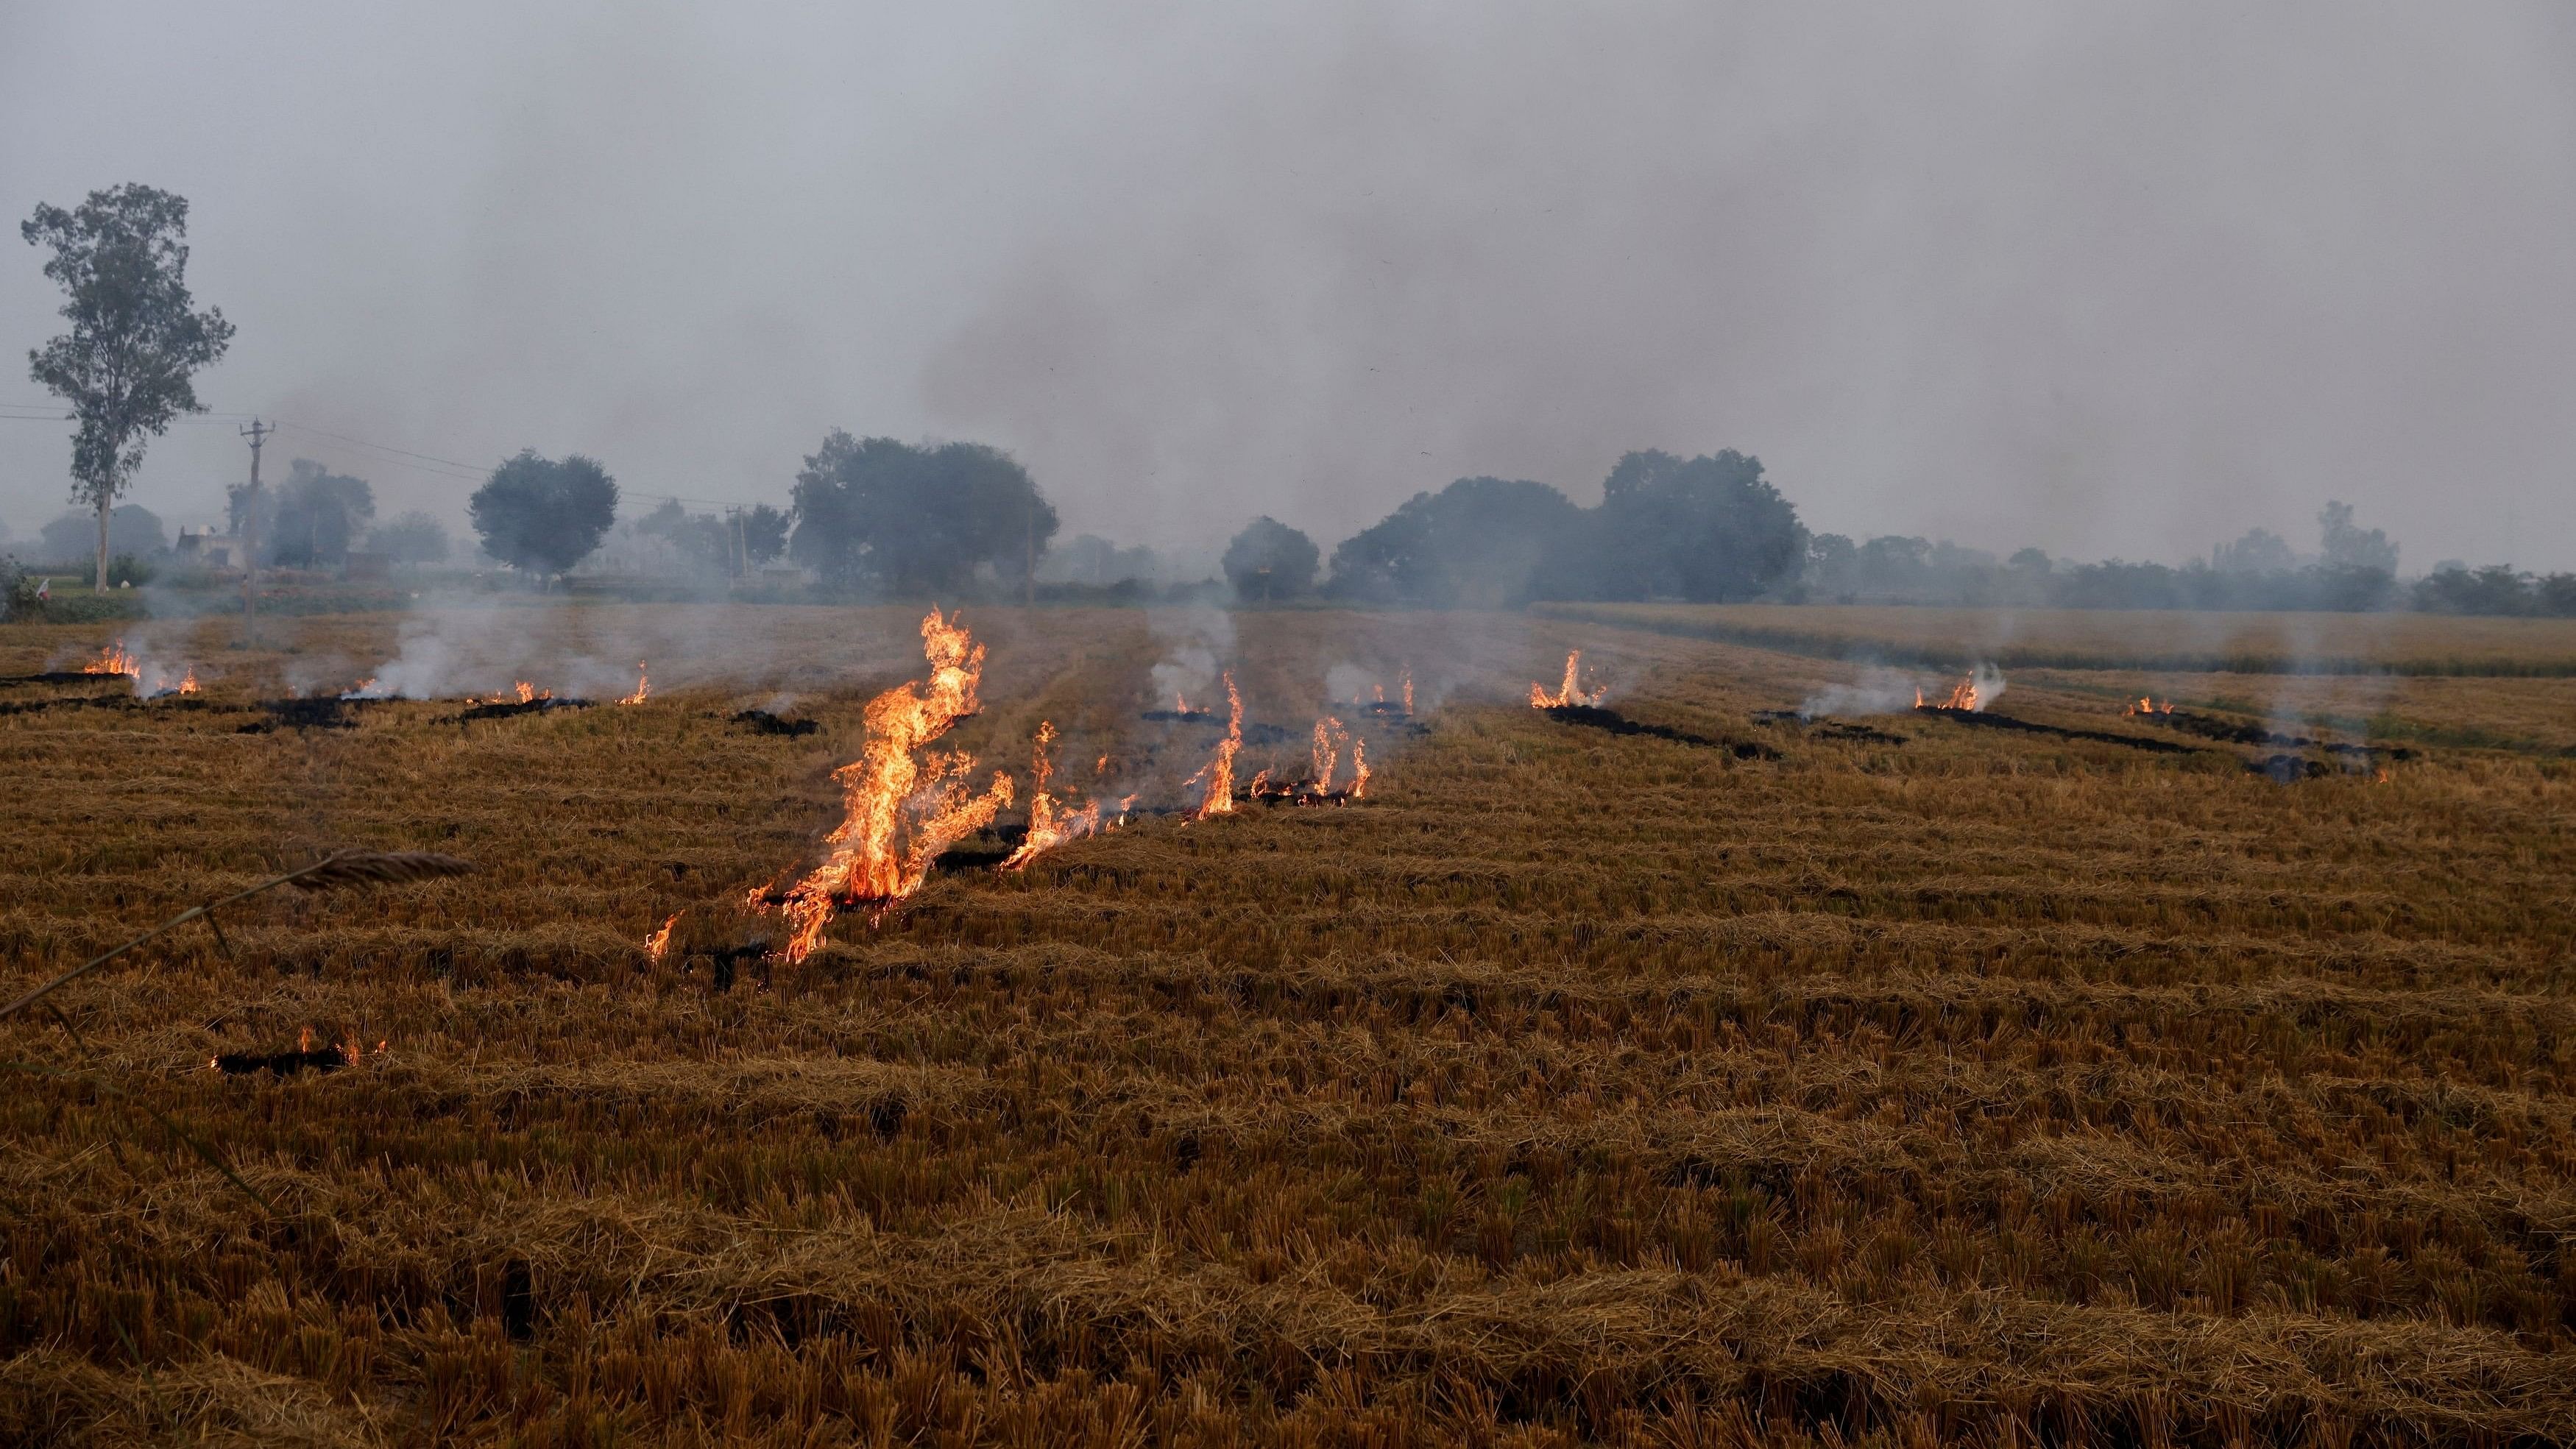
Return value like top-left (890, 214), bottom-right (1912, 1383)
top-left (619, 662), bottom-right (650, 706)
top-left (1312, 716), bottom-right (1350, 791)
top-left (1923, 675), bottom-right (1983, 711)
top-left (1004, 720), bottom-right (1103, 870)
top-left (644, 912), bottom-right (680, 963)
top-left (1350, 737), bottom-right (1370, 798)
top-left (1529, 651), bottom-right (1604, 708)
top-left (1187, 673), bottom-right (1243, 818)
top-left (1402, 670), bottom-right (1414, 716)
top-left (773, 609), bottom-right (1011, 962)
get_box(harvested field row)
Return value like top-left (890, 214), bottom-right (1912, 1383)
top-left (4, 605), bottom-right (2572, 1445)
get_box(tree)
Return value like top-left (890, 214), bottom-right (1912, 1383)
top-left (2317, 501), bottom-right (2397, 573)
top-left (253, 460), bottom-right (375, 567)
top-left (367, 511), bottom-right (451, 566)
top-left (787, 432), bottom-right (1056, 596)
top-left (637, 497), bottom-right (736, 576)
top-left (1222, 517), bottom-right (1320, 601)
top-left (21, 184), bottom-right (234, 590)
top-left (1328, 477), bottom-right (1581, 607)
top-left (1581, 450), bottom-right (1806, 602)
top-left (2212, 526), bottom-right (2296, 575)
top-left (742, 504), bottom-right (789, 566)
top-left (468, 450), bottom-right (618, 585)
top-left (41, 505), bottom-right (163, 565)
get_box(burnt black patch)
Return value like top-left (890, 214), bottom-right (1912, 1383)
top-left (1542, 704), bottom-right (1780, 759)
top-left (1914, 706), bottom-right (2201, 754)
top-left (213, 1046), bottom-right (351, 1076)
top-left (454, 697), bottom-right (593, 722)
top-left (731, 709), bottom-right (819, 737)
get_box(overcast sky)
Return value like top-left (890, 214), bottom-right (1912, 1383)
top-left (4, 1), bottom-right (2571, 569)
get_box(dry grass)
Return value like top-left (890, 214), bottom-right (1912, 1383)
top-left (3, 604), bottom-right (2572, 1446)
top-left (1538, 601), bottom-right (2576, 676)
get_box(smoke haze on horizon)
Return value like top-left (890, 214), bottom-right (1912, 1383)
top-left (4, 1), bottom-right (2572, 570)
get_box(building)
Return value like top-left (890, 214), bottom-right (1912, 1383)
top-left (175, 528), bottom-right (246, 569)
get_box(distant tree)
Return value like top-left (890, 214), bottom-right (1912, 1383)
top-left (41, 505), bottom-right (163, 565)
top-left (1329, 477), bottom-right (1581, 607)
top-left (255, 460), bottom-right (375, 567)
top-left (2317, 501), bottom-right (2397, 574)
top-left (2414, 563), bottom-right (2533, 617)
top-left (788, 431), bottom-right (1056, 596)
top-left (1222, 517), bottom-right (1320, 601)
top-left (742, 503), bottom-right (789, 565)
top-left (21, 185), bottom-right (234, 590)
top-left (1804, 533), bottom-right (1860, 598)
top-left (468, 450), bottom-right (618, 585)
top-left (2007, 547), bottom-right (2053, 575)
top-left (368, 511), bottom-right (451, 566)
top-left (1040, 534), bottom-right (1160, 586)
top-left (2212, 526), bottom-right (2297, 574)
top-left (2538, 573), bottom-right (2576, 617)
top-left (1563, 450), bottom-right (1805, 603)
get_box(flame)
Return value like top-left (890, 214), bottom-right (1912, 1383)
top-left (2375, 766), bottom-right (2391, 784)
top-left (645, 912), bottom-right (680, 962)
top-left (1312, 716), bottom-right (1351, 791)
top-left (1175, 692), bottom-right (1190, 712)
top-left (770, 609), bottom-right (1011, 962)
top-left (297, 1024), bottom-right (314, 1052)
top-left (1529, 651), bottom-right (1604, 708)
top-left (1924, 675), bottom-right (1981, 711)
top-left (176, 666), bottom-right (198, 695)
top-left (1003, 721), bottom-right (1103, 870)
top-left (83, 642), bottom-right (138, 676)
top-left (1185, 673), bottom-right (1243, 818)
top-left (2122, 696), bottom-right (2171, 718)
top-left (618, 661), bottom-right (650, 706)
top-left (1350, 737), bottom-right (1370, 798)
top-left (1402, 671), bottom-right (1414, 715)
top-left (514, 681), bottom-right (546, 704)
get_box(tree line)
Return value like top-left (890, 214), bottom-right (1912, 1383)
top-left (18, 182), bottom-right (2569, 618)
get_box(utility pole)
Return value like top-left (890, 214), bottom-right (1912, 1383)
top-left (238, 419), bottom-right (273, 645)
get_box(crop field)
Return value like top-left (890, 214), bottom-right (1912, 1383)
top-left (3, 603), bottom-right (2573, 1447)
top-left (1536, 602), bottom-right (2576, 678)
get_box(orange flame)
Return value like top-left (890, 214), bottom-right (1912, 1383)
top-left (618, 662), bottom-right (650, 706)
top-left (1924, 675), bottom-right (1981, 711)
top-left (1529, 651), bottom-right (1603, 708)
top-left (1402, 671), bottom-right (1414, 716)
top-left (2122, 696), bottom-right (2170, 718)
top-left (645, 912), bottom-right (680, 962)
top-left (515, 681), bottom-right (546, 704)
top-left (1186, 673), bottom-right (1243, 818)
top-left (176, 666), bottom-right (198, 696)
top-left (1003, 721), bottom-right (1103, 870)
top-left (83, 642), bottom-right (138, 676)
top-left (771, 609), bottom-right (1011, 962)
top-left (1312, 716), bottom-right (1350, 792)
top-left (1350, 737), bottom-right (1370, 799)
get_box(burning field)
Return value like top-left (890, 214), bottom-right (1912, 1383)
top-left (3, 604), bottom-right (2575, 1446)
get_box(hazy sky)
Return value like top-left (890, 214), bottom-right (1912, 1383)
top-left (4, 2), bottom-right (2572, 568)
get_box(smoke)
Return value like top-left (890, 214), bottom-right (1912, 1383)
top-left (1146, 604), bottom-right (1234, 707)
top-left (5, 5), bottom-right (2572, 570)
top-left (1799, 663), bottom-right (2006, 719)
